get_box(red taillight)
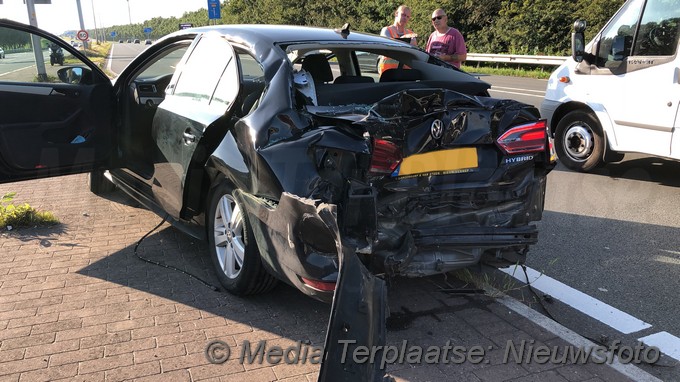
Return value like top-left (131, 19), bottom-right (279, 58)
top-left (369, 139), bottom-right (402, 175)
top-left (496, 120), bottom-right (547, 155)
top-left (300, 277), bottom-right (336, 292)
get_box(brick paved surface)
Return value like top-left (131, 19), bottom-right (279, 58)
top-left (0, 174), bottom-right (641, 381)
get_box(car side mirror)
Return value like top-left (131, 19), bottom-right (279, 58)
top-left (57, 67), bottom-right (89, 84)
top-left (571, 19), bottom-right (587, 63)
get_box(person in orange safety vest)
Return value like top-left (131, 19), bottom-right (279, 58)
top-left (379, 5), bottom-right (418, 74)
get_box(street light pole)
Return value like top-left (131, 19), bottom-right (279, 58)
top-left (91, 0), bottom-right (99, 44)
top-left (24, 0), bottom-right (47, 81)
top-left (127, 0), bottom-right (132, 25)
top-left (75, 0), bottom-right (89, 50)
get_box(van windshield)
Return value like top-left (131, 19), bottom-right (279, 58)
top-left (596, 0), bottom-right (680, 68)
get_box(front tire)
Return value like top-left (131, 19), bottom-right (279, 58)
top-left (207, 183), bottom-right (277, 295)
top-left (554, 110), bottom-right (604, 172)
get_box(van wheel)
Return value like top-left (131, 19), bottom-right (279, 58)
top-left (207, 183), bottom-right (277, 295)
top-left (89, 170), bottom-right (115, 195)
top-left (554, 110), bottom-right (604, 172)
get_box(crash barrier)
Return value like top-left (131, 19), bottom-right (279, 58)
top-left (466, 53), bottom-right (568, 67)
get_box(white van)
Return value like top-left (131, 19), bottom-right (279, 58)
top-left (540, 0), bottom-right (680, 171)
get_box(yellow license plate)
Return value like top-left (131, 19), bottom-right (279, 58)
top-left (397, 147), bottom-right (478, 177)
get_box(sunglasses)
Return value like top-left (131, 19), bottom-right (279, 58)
top-left (432, 15), bottom-right (445, 21)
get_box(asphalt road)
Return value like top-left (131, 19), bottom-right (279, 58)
top-left (0, 50), bottom-right (57, 81)
top-left (108, 42), bottom-right (149, 75)
top-left (484, 75), bottom-right (547, 108)
top-left (484, 76), bottom-right (680, 373)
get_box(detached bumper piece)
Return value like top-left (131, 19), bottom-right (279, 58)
top-left (318, 207), bottom-right (388, 382)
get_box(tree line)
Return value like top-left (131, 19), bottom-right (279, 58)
top-left (0, 28), bottom-right (31, 49)
top-left (89, 0), bottom-right (625, 55)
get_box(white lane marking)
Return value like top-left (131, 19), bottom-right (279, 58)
top-left (638, 332), bottom-right (680, 361)
top-left (501, 266), bottom-right (652, 334)
top-left (0, 65), bottom-right (35, 77)
top-left (653, 255), bottom-right (680, 265)
top-left (491, 85), bottom-right (545, 94)
top-left (107, 44), bottom-right (116, 76)
top-left (497, 293), bottom-right (663, 382)
top-left (488, 89), bottom-right (545, 99)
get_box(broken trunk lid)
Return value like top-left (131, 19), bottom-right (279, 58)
top-left (314, 201), bottom-right (388, 382)
top-left (318, 243), bottom-right (388, 381)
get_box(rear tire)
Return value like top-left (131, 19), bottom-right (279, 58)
top-left (207, 182), bottom-right (277, 295)
top-left (89, 170), bottom-right (115, 195)
top-left (554, 110), bottom-right (604, 172)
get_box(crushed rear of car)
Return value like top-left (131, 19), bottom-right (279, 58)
top-left (263, 89), bottom-right (554, 297)
top-left (241, 40), bottom-right (555, 303)
top-left (322, 90), bottom-right (551, 276)
top-left (241, 38), bottom-right (555, 379)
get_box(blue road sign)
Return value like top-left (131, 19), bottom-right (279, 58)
top-left (110, 31), bottom-right (117, 37)
top-left (207, 0), bottom-right (220, 19)
top-left (143, 27), bottom-right (153, 34)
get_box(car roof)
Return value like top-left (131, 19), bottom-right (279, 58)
top-left (167, 24), bottom-right (404, 47)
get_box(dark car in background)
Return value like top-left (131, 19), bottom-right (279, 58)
top-left (356, 51), bottom-right (380, 73)
top-left (0, 20), bottom-right (554, 380)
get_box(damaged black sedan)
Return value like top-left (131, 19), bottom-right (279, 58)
top-left (0, 20), bottom-right (554, 379)
top-left (0, 19), bottom-right (556, 302)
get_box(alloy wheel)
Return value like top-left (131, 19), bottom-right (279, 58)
top-left (213, 194), bottom-right (245, 279)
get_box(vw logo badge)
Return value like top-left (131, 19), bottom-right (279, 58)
top-left (431, 119), bottom-right (444, 139)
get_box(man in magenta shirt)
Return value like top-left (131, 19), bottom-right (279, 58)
top-left (425, 8), bottom-right (467, 68)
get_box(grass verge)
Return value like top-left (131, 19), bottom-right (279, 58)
top-left (462, 63), bottom-right (557, 79)
top-left (64, 42), bottom-right (115, 78)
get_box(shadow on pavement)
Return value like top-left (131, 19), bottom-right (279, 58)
top-left (76, 226), bottom-right (331, 345)
top-left (551, 155), bottom-right (680, 187)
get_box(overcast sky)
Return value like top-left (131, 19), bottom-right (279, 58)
top-left (1, 0), bottom-right (211, 34)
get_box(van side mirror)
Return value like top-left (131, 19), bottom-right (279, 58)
top-left (572, 19), bottom-right (587, 63)
top-left (610, 35), bottom-right (627, 61)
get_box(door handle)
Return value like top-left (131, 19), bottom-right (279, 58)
top-left (50, 88), bottom-right (80, 97)
top-left (183, 129), bottom-right (196, 144)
